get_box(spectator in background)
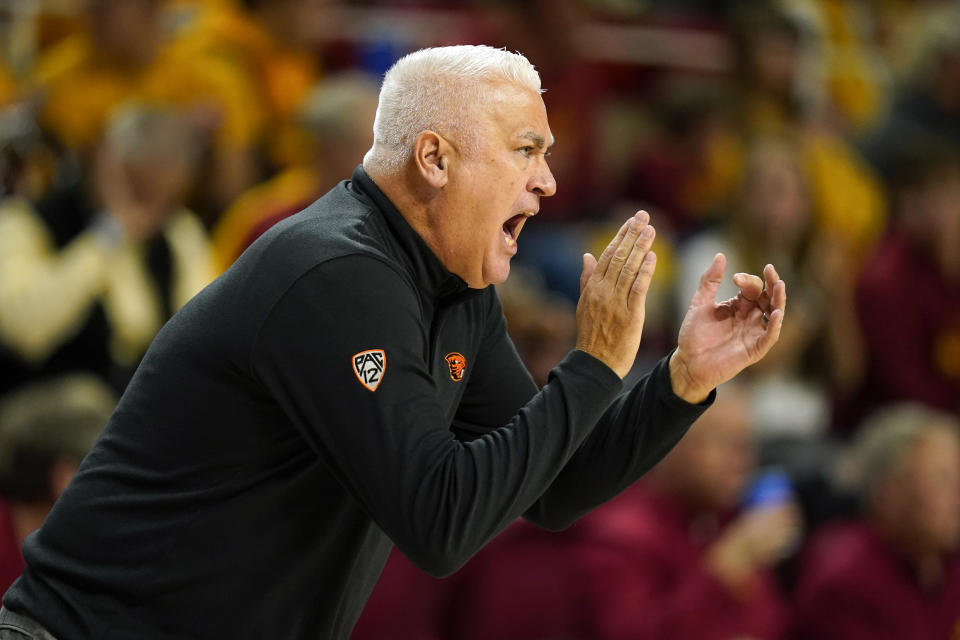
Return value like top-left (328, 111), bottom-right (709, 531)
top-left (0, 104), bottom-right (214, 394)
top-left (212, 72), bottom-right (379, 271)
top-left (444, 384), bottom-right (797, 640)
top-left (0, 374), bottom-right (116, 595)
top-left (625, 80), bottom-right (743, 236)
top-left (727, 2), bottom-right (885, 259)
top-left (676, 137), bottom-right (862, 438)
top-left (794, 0), bottom-right (889, 135)
top-left (852, 146), bottom-right (960, 422)
top-left (861, 6), bottom-right (960, 184)
top-left (792, 404), bottom-right (960, 639)
top-left (28, 0), bottom-right (264, 218)
top-left (170, 0), bottom-right (330, 171)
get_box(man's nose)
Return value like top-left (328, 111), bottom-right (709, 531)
top-left (530, 160), bottom-right (557, 197)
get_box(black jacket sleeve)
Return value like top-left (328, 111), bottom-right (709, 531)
top-left (455, 293), bottom-right (714, 531)
top-left (250, 255), bottom-right (622, 577)
top-left (524, 353), bottom-right (714, 530)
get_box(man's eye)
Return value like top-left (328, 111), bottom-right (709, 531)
top-left (519, 146), bottom-right (534, 156)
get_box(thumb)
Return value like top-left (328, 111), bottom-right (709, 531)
top-left (692, 252), bottom-right (727, 306)
top-left (580, 253), bottom-right (597, 294)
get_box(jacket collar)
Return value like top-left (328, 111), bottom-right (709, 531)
top-left (349, 165), bottom-right (479, 302)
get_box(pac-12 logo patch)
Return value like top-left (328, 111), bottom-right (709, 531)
top-left (445, 352), bottom-right (466, 381)
top-left (352, 349), bottom-right (386, 392)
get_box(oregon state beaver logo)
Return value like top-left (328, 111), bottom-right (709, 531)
top-left (352, 349), bottom-right (386, 392)
top-left (445, 352), bottom-right (466, 381)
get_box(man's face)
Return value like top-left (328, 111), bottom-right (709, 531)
top-left (435, 82), bottom-right (556, 288)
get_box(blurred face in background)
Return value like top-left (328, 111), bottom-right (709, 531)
top-left (126, 155), bottom-right (192, 220)
top-left (888, 428), bottom-right (960, 556)
top-left (94, 107), bottom-right (197, 240)
top-left (741, 141), bottom-right (811, 249)
top-left (655, 388), bottom-right (756, 512)
top-left (921, 168), bottom-right (960, 280)
top-left (314, 100), bottom-right (377, 191)
top-left (749, 29), bottom-right (799, 98)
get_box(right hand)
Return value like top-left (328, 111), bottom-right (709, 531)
top-left (706, 502), bottom-right (801, 594)
top-left (575, 211), bottom-right (657, 378)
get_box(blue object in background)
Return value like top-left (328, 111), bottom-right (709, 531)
top-left (360, 37), bottom-right (407, 78)
top-left (743, 468), bottom-right (793, 509)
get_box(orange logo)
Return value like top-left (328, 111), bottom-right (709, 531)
top-left (352, 349), bottom-right (386, 392)
top-left (445, 352), bottom-right (466, 381)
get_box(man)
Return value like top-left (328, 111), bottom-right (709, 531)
top-left (0, 46), bottom-right (785, 639)
top-left (793, 404), bottom-right (960, 639)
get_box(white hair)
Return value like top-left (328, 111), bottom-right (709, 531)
top-left (365, 45), bottom-right (542, 173)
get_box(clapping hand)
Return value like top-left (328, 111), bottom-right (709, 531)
top-left (669, 253), bottom-right (786, 403)
top-left (575, 211), bottom-right (658, 379)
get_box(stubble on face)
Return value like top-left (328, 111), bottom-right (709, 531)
top-left (432, 82), bottom-right (554, 289)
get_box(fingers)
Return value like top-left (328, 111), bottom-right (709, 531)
top-left (630, 250), bottom-right (657, 307)
top-left (593, 215), bottom-right (637, 280)
top-left (692, 253), bottom-right (726, 306)
top-left (735, 264), bottom-right (785, 314)
top-left (574, 211), bottom-right (655, 379)
top-left (615, 222), bottom-right (656, 296)
top-left (754, 267), bottom-right (786, 318)
top-left (592, 211), bottom-right (650, 281)
top-left (768, 267), bottom-right (787, 317)
top-left (579, 253), bottom-right (597, 295)
top-left (763, 263), bottom-right (780, 293)
top-left (732, 273), bottom-right (763, 302)
top-left (755, 280), bottom-right (786, 354)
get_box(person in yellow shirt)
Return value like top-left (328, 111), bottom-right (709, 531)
top-left (29, 0), bottom-right (264, 218)
top-left (212, 72), bottom-right (378, 271)
top-left (0, 104), bottom-right (215, 393)
top-left (170, 0), bottom-right (327, 169)
top-left (725, 4), bottom-right (886, 257)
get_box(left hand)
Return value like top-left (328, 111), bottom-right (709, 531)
top-left (669, 253), bottom-right (786, 403)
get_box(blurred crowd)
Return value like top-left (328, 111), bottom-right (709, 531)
top-left (0, 0), bottom-right (958, 638)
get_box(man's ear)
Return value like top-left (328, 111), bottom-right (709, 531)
top-left (413, 130), bottom-right (451, 189)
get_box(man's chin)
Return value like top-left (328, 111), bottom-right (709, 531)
top-left (480, 261), bottom-right (512, 288)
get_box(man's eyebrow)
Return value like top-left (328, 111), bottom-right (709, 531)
top-left (518, 131), bottom-right (555, 149)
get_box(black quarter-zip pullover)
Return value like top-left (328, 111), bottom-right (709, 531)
top-left (4, 166), bottom-right (712, 639)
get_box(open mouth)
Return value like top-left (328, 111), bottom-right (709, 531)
top-left (502, 212), bottom-right (532, 248)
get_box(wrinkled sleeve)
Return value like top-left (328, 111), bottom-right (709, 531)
top-left (251, 255), bottom-right (622, 577)
top-left (453, 294), bottom-right (713, 531)
top-left (526, 353), bottom-right (713, 530)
